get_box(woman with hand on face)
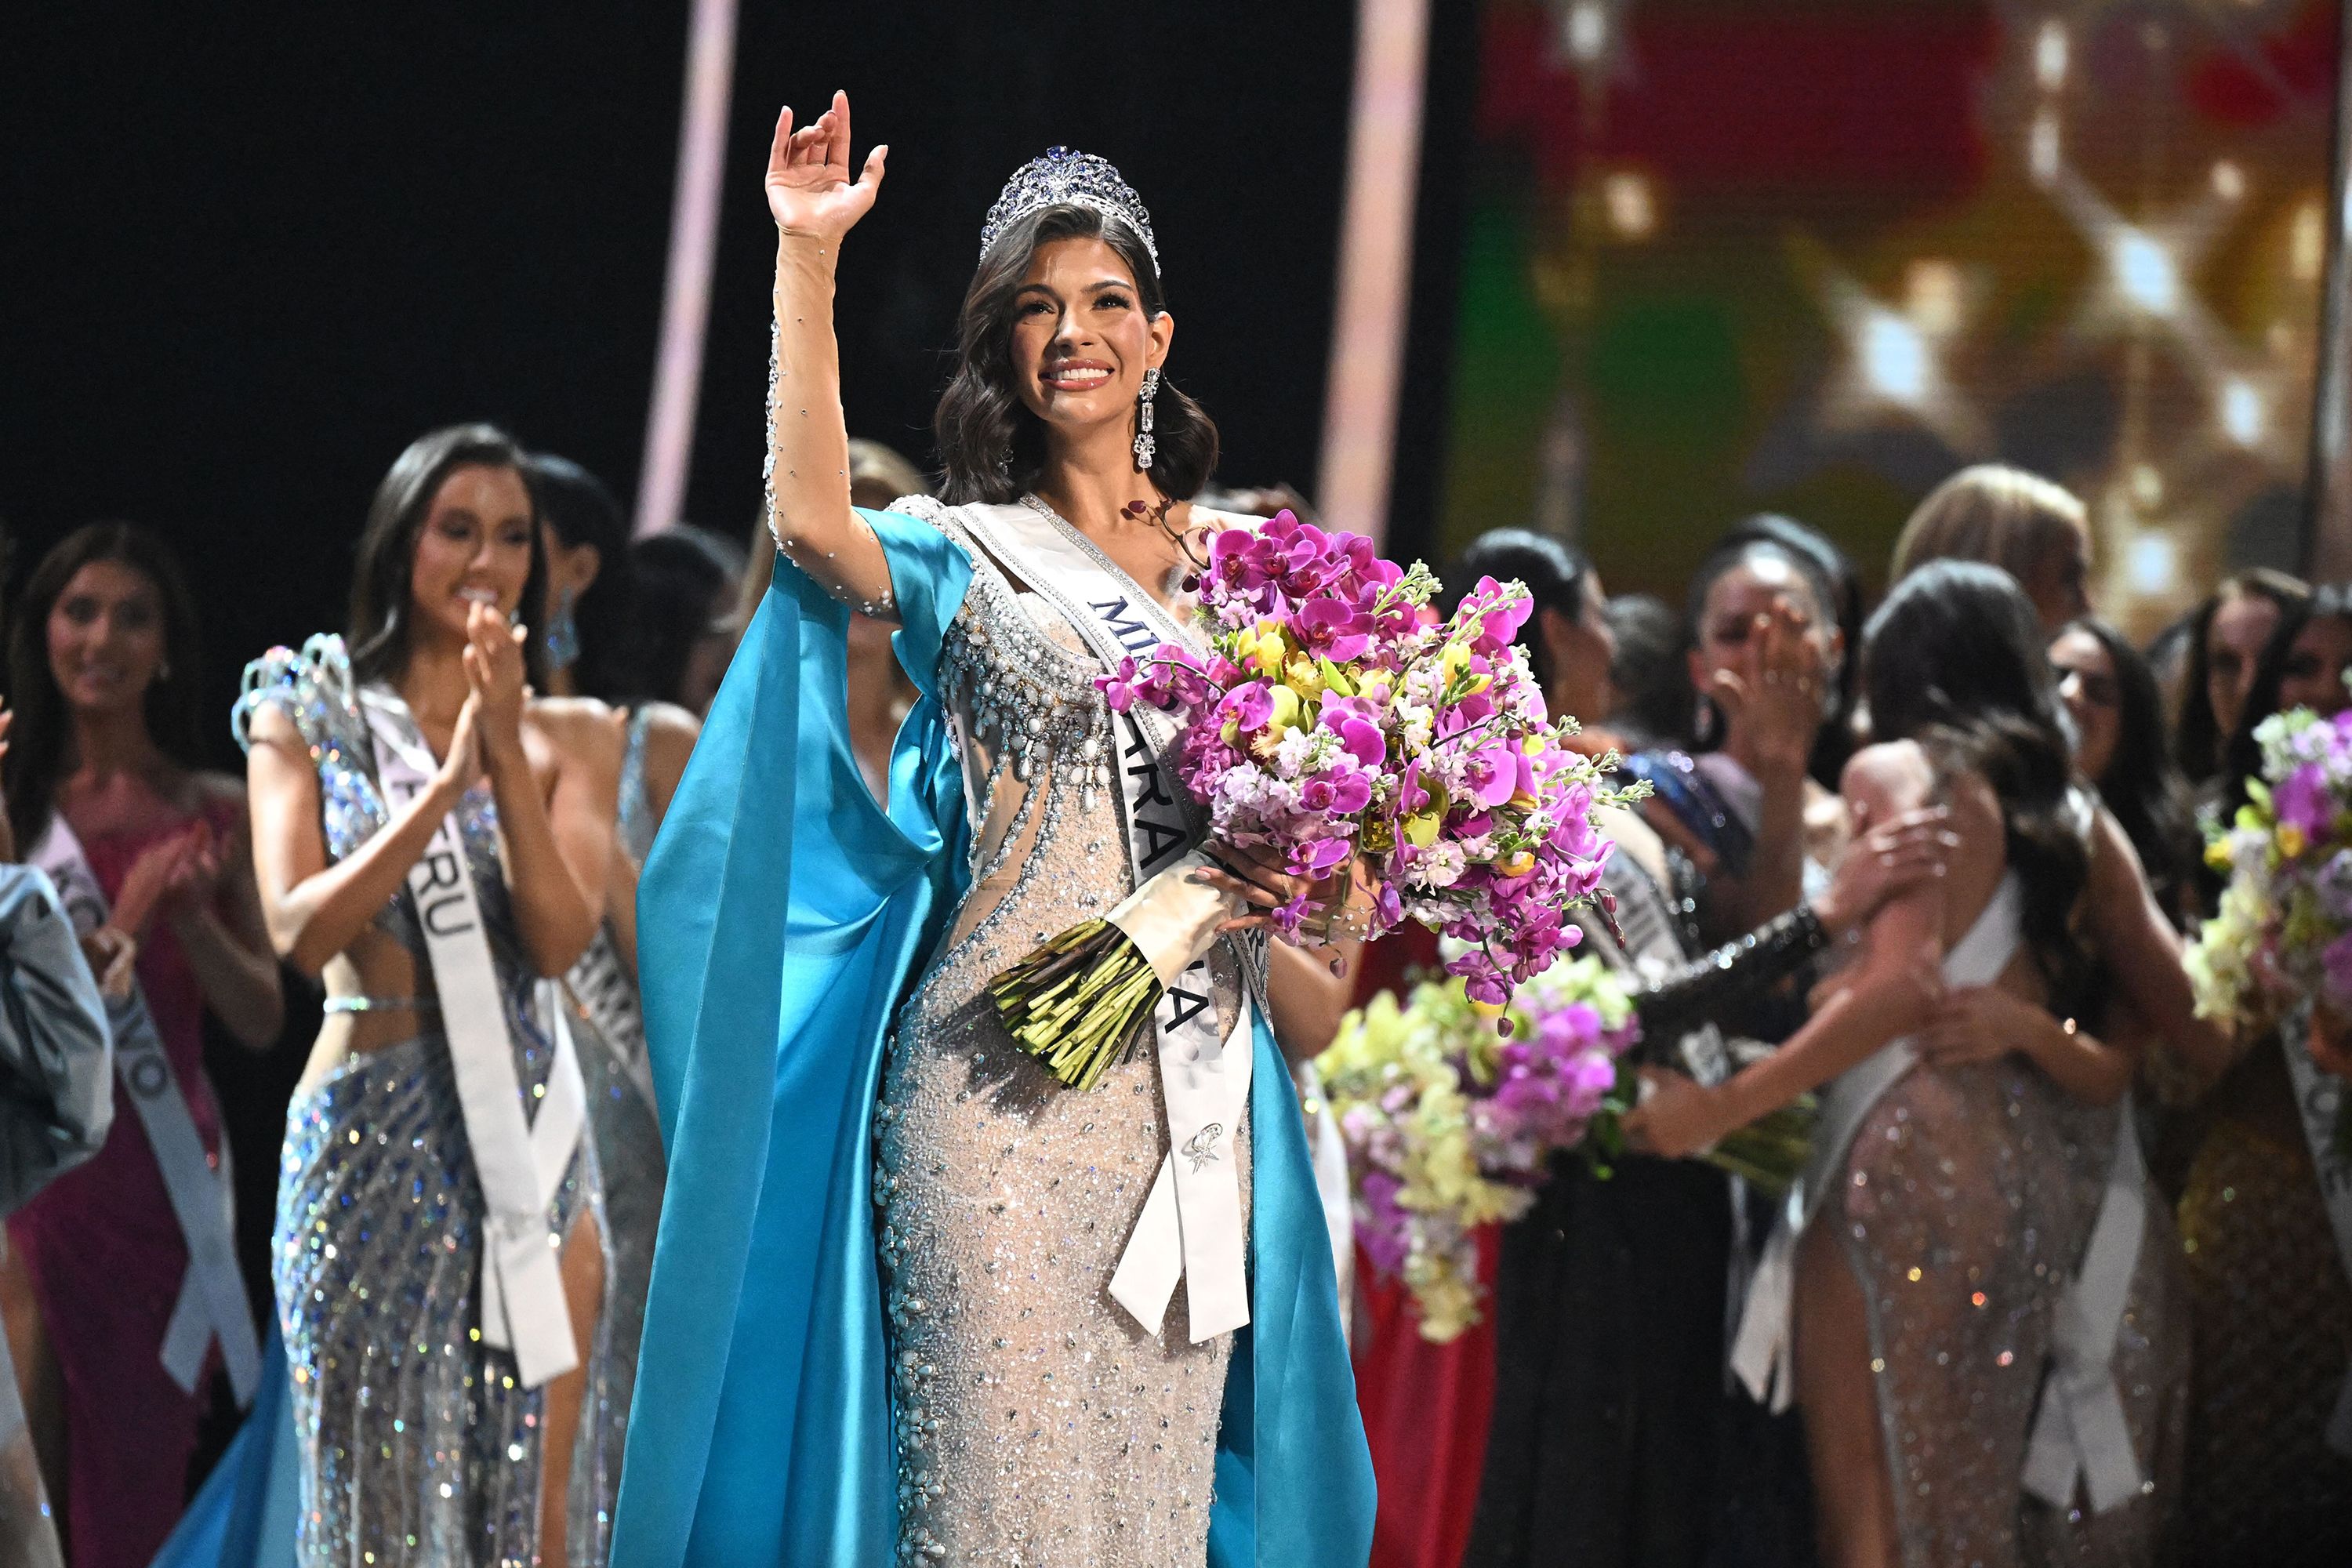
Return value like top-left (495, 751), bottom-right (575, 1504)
top-left (0, 523), bottom-right (281, 1568)
top-left (612, 96), bottom-right (1371, 1567)
top-left (1627, 563), bottom-right (2214, 1568)
top-left (1624, 528), bottom-right (1852, 952)
top-left (237, 425), bottom-right (622, 1565)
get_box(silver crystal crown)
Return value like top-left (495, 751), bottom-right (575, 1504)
top-left (978, 147), bottom-right (1158, 270)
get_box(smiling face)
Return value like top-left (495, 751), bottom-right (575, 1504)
top-left (2205, 588), bottom-right (2281, 742)
top-left (2049, 625), bottom-right (2122, 782)
top-left (46, 558), bottom-right (168, 719)
top-left (1007, 235), bottom-right (1173, 445)
top-left (409, 463), bottom-right (535, 647)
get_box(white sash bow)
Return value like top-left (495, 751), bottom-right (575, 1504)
top-left (956, 500), bottom-right (1254, 1341)
top-left (361, 688), bottom-right (586, 1389)
top-left (27, 818), bottom-right (262, 1408)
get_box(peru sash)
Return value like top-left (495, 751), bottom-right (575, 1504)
top-left (956, 499), bottom-right (1254, 1341)
top-left (27, 817), bottom-right (262, 1406)
top-left (361, 688), bottom-right (586, 1388)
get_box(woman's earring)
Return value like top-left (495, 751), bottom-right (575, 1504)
top-left (546, 586), bottom-right (581, 673)
top-left (996, 438), bottom-right (1014, 483)
top-left (1134, 366), bottom-right (1161, 472)
top-left (1691, 692), bottom-right (1715, 748)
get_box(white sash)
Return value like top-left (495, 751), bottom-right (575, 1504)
top-left (2021, 1096), bottom-right (2151, 1511)
top-left (2279, 1005), bottom-right (2352, 1456)
top-left (566, 927), bottom-right (657, 1116)
top-left (27, 817), bottom-right (262, 1407)
top-left (956, 500), bottom-right (1254, 1342)
top-left (361, 688), bottom-right (586, 1388)
top-left (1732, 874), bottom-right (2023, 1410)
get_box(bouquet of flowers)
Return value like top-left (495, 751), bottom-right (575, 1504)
top-left (991, 511), bottom-right (1642, 1090)
top-left (2189, 702), bottom-right (2352, 1154)
top-left (1315, 957), bottom-right (1640, 1341)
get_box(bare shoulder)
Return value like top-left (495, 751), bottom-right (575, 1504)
top-left (1839, 739), bottom-right (1933, 817)
top-left (637, 702), bottom-right (701, 779)
top-left (187, 768), bottom-right (249, 810)
top-left (1186, 504), bottom-right (1259, 533)
top-left (528, 695), bottom-right (627, 768)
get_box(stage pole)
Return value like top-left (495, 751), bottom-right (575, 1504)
top-left (633, 0), bottom-right (741, 539)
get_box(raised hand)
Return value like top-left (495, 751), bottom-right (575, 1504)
top-left (160, 818), bottom-right (225, 911)
top-left (1711, 598), bottom-right (1825, 777)
top-left (111, 826), bottom-right (201, 939)
top-left (765, 90), bottom-right (888, 244)
top-left (434, 691), bottom-right (486, 804)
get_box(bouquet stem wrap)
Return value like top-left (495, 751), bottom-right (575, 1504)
top-left (992, 849), bottom-right (1243, 1090)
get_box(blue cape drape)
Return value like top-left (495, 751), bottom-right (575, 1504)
top-left (608, 510), bottom-right (1374, 1566)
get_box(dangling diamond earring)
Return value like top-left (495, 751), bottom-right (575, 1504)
top-left (1134, 366), bottom-right (1160, 471)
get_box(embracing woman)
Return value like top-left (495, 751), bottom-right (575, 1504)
top-left (611, 93), bottom-right (1373, 1567)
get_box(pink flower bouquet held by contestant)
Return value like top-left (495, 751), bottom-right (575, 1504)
top-left (1314, 959), bottom-right (1640, 1340)
top-left (989, 510), bottom-right (1643, 1089)
top-left (2190, 699), bottom-right (2352, 1153)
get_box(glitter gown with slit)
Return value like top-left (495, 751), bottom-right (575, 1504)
top-left (236, 637), bottom-right (621, 1566)
top-left (1816, 873), bottom-right (2185, 1568)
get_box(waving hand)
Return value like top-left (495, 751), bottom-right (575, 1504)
top-left (766, 90), bottom-right (888, 243)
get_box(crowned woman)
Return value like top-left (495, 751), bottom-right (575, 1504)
top-left (610, 95), bottom-right (1374, 1566)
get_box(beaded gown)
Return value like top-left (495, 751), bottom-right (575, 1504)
top-left (1813, 873), bottom-right (2186, 1568)
top-left (871, 495), bottom-right (1260, 1566)
top-left (236, 638), bottom-right (621, 1566)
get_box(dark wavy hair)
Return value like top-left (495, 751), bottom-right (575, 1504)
top-left (1454, 528), bottom-right (1592, 699)
top-left (2175, 568), bottom-right (2310, 786)
top-left (934, 203), bottom-right (1218, 506)
top-left (5, 522), bottom-right (207, 851)
top-left (526, 453), bottom-right (637, 702)
top-left (347, 423), bottom-right (548, 692)
top-left (2219, 583), bottom-right (2352, 818)
top-left (626, 525), bottom-right (744, 710)
top-left (1864, 559), bottom-right (2098, 1018)
top-left (2060, 617), bottom-right (2198, 924)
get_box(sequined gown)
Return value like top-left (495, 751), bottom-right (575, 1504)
top-left (2165, 1019), bottom-right (2352, 1566)
top-left (551, 705), bottom-right (666, 1479)
top-left (236, 639), bottom-right (620, 1566)
top-left (869, 498), bottom-right (1261, 1568)
top-left (1820, 887), bottom-right (2186, 1568)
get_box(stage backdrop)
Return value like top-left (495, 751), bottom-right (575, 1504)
top-left (1417, 0), bottom-right (2341, 636)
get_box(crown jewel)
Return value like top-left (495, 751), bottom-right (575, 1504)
top-left (978, 147), bottom-right (1158, 270)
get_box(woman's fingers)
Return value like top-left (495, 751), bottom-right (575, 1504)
top-left (1192, 866), bottom-right (1284, 910)
top-left (828, 89), bottom-right (851, 174)
top-left (768, 104), bottom-right (794, 171)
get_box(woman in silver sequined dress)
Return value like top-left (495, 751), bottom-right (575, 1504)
top-left (1632, 563), bottom-right (2214, 1568)
top-left (238, 424), bottom-right (626, 1566)
top-left (609, 94), bottom-right (1372, 1566)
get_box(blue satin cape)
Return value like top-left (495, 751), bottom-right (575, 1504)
top-left (608, 510), bottom-right (1374, 1566)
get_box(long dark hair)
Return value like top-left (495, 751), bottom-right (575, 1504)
top-left (2062, 616), bottom-right (2198, 922)
top-left (2175, 568), bottom-right (2310, 785)
top-left (1864, 560), bottom-right (2097, 1017)
top-left (5, 522), bottom-right (207, 851)
top-left (2218, 583), bottom-right (2352, 817)
top-left (626, 525), bottom-right (744, 710)
top-left (935, 204), bottom-right (1218, 506)
top-left (1454, 528), bottom-right (1591, 698)
top-left (347, 423), bottom-right (548, 691)
top-left (526, 453), bottom-right (636, 702)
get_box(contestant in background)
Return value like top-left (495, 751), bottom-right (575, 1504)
top-left (2162, 586), bottom-right (2352, 1565)
top-left (238, 425), bottom-right (621, 1565)
top-left (1632, 563), bottom-right (2210, 1568)
top-left (528, 452), bottom-right (691, 1469)
top-left (1457, 530), bottom-right (1947, 1568)
top-left (2048, 619), bottom-right (2198, 927)
top-left (2170, 568), bottom-right (2307, 797)
top-left (1888, 463), bottom-right (2093, 636)
top-left (612, 94), bottom-right (1370, 1566)
top-left (1625, 525), bottom-right (1850, 948)
top-left (0, 545), bottom-right (117, 1567)
top-left (626, 525), bottom-right (743, 719)
top-left (0, 523), bottom-right (281, 1568)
